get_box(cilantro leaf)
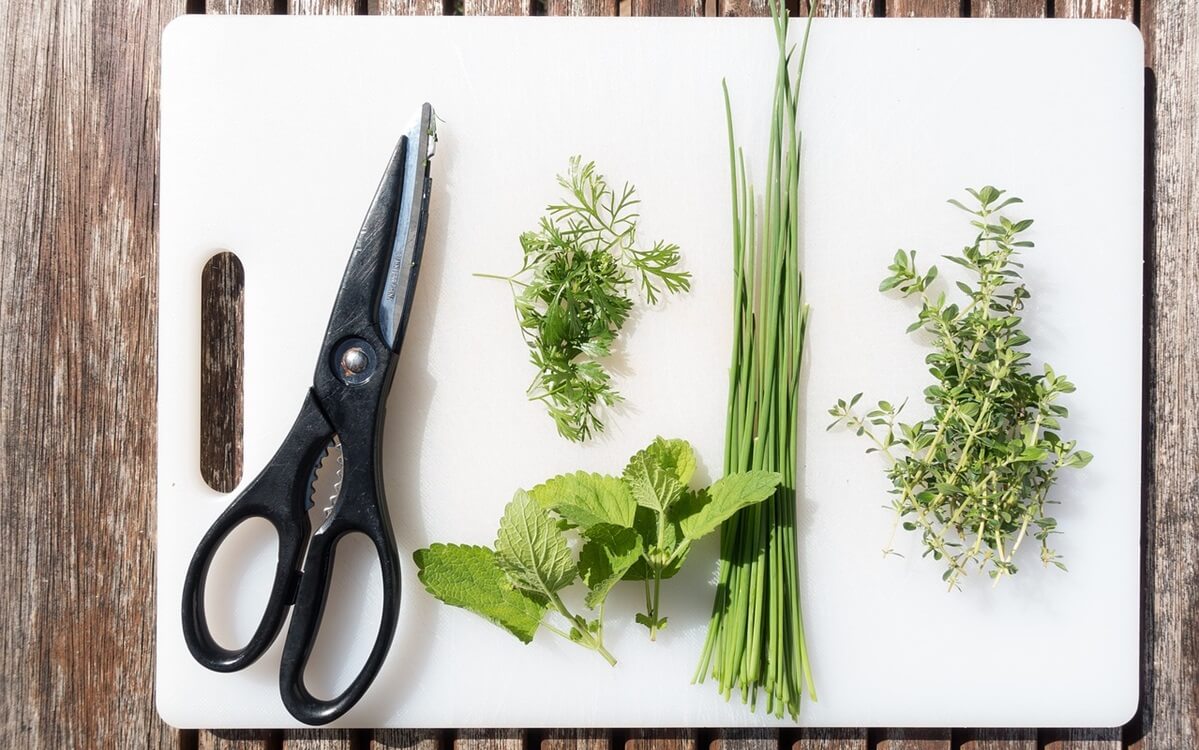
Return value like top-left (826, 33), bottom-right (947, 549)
top-left (677, 470), bottom-right (782, 542)
top-left (494, 489), bottom-right (578, 599)
top-left (577, 524), bottom-right (642, 609)
top-left (529, 471), bottom-right (636, 530)
top-left (413, 543), bottom-right (546, 643)
top-left (622, 438), bottom-right (689, 512)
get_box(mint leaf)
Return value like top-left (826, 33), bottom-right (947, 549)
top-left (529, 471), bottom-right (636, 530)
top-left (578, 524), bottom-right (642, 608)
top-left (677, 470), bottom-right (782, 542)
top-left (413, 543), bottom-right (546, 643)
top-left (622, 505), bottom-right (688, 581)
top-left (644, 437), bottom-right (697, 485)
top-left (622, 439), bottom-right (689, 512)
top-left (495, 489), bottom-right (577, 598)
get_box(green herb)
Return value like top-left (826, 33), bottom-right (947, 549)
top-left (694, 0), bottom-right (817, 720)
top-left (828, 187), bottom-right (1092, 590)
top-left (413, 437), bottom-right (781, 663)
top-left (477, 158), bottom-right (690, 442)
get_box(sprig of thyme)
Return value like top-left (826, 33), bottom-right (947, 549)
top-left (829, 187), bottom-right (1092, 590)
top-left (479, 157), bottom-right (689, 442)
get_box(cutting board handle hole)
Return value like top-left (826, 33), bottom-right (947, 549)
top-left (200, 250), bottom-right (245, 493)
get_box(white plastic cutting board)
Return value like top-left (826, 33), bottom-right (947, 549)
top-left (158, 17), bottom-right (1143, 729)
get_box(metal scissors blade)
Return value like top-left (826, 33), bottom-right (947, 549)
top-left (380, 103), bottom-right (436, 351)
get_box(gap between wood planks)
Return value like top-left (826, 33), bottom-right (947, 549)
top-left (177, 0), bottom-right (1160, 749)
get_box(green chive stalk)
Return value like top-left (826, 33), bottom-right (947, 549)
top-left (693, 0), bottom-right (816, 719)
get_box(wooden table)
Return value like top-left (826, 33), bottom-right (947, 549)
top-left (1, 0), bottom-right (1193, 747)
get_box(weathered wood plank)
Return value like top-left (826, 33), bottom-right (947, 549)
top-left (199, 730), bottom-right (276, 749)
top-left (626, 729), bottom-right (697, 750)
top-left (456, 729), bottom-right (525, 750)
top-left (875, 729), bottom-right (952, 750)
top-left (1053, 0), bottom-right (1133, 18)
top-left (283, 729), bottom-right (357, 748)
top-left (289, 0), bottom-right (361, 12)
top-left (546, 0), bottom-right (618, 15)
top-left (959, 729), bottom-right (1037, 750)
top-left (0, 0), bottom-right (185, 746)
top-left (888, 0), bottom-right (959, 15)
top-left (374, 0), bottom-right (447, 13)
top-left (464, 0), bottom-right (529, 15)
top-left (629, 0), bottom-right (704, 17)
top-left (972, 0), bottom-right (1046, 15)
top-left (1040, 729), bottom-right (1121, 750)
top-left (543, 729), bottom-right (610, 750)
top-left (799, 0), bottom-right (874, 14)
top-left (793, 730), bottom-right (868, 750)
top-left (714, 728), bottom-right (778, 750)
top-left (1132, 0), bottom-right (1199, 748)
top-left (374, 729), bottom-right (441, 750)
top-left (721, 0), bottom-right (876, 16)
top-left (200, 251), bottom-right (244, 492)
top-left (208, 0), bottom-right (277, 12)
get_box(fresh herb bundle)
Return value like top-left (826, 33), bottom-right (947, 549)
top-left (828, 187), bottom-right (1092, 590)
top-left (694, 0), bottom-right (817, 720)
top-left (413, 437), bottom-right (780, 664)
top-left (478, 158), bottom-right (690, 442)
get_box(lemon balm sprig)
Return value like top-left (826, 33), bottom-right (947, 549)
top-left (829, 187), bottom-right (1092, 590)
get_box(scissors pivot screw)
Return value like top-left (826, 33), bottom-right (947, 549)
top-left (333, 337), bottom-right (377, 385)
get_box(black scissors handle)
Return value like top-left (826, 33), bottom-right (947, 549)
top-left (278, 434), bottom-right (401, 726)
top-left (182, 392), bottom-right (333, 672)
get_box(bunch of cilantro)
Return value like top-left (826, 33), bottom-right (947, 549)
top-left (413, 437), bottom-right (780, 664)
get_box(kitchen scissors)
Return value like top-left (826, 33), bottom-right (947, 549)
top-left (181, 103), bottom-right (437, 726)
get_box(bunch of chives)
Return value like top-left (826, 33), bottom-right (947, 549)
top-left (693, 0), bottom-right (817, 720)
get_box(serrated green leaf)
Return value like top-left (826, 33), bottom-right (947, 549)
top-left (529, 471), bottom-right (636, 530)
top-left (677, 470), bottom-right (782, 542)
top-left (578, 524), bottom-right (642, 608)
top-left (622, 505), bottom-right (687, 580)
top-left (413, 544), bottom-right (547, 643)
top-left (494, 490), bottom-right (577, 598)
top-left (622, 439), bottom-right (689, 512)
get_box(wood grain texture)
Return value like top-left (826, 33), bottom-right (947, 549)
top-left (629, 0), bottom-right (704, 17)
top-left (374, 730), bottom-right (442, 749)
top-left (456, 729), bottom-right (525, 750)
top-left (199, 729), bottom-right (277, 749)
top-left (971, 0), bottom-right (1046, 15)
top-left (799, 0), bottom-right (875, 14)
top-left (1133, 0), bottom-right (1199, 749)
top-left (546, 0), bottom-right (619, 15)
top-left (1053, 0), bottom-right (1133, 18)
top-left (714, 728), bottom-right (778, 750)
top-left (792, 729), bottom-right (868, 750)
top-left (289, 0), bottom-right (362, 12)
top-left (627, 729), bottom-right (698, 750)
top-left (1041, 729), bottom-right (1121, 750)
top-left (721, 0), bottom-right (876, 16)
top-left (373, 0), bottom-right (447, 14)
top-left (959, 729), bottom-right (1037, 750)
top-left (283, 729), bottom-right (358, 748)
top-left (874, 729), bottom-right (951, 750)
top-left (888, 0), bottom-right (960, 15)
top-left (200, 251), bottom-right (245, 492)
top-left (543, 729), bottom-right (610, 750)
top-left (0, 0), bottom-right (185, 746)
top-left (464, 0), bottom-right (529, 15)
top-left (207, 0), bottom-right (277, 12)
